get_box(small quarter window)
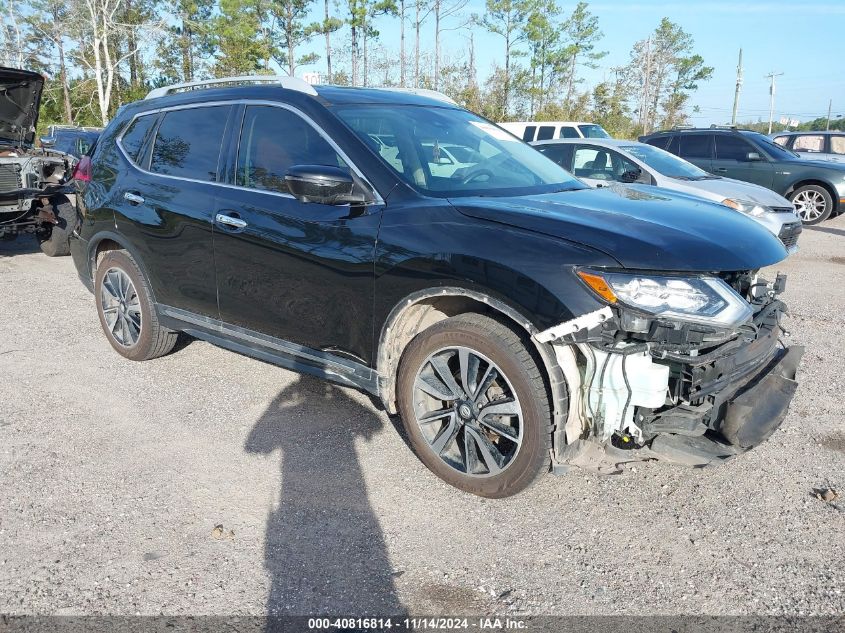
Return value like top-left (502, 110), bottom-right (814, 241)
top-left (831, 136), bottom-right (845, 155)
top-left (120, 115), bottom-right (156, 164)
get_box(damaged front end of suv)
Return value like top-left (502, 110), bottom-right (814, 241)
top-left (1, 67), bottom-right (76, 256)
top-left (539, 268), bottom-right (803, 471)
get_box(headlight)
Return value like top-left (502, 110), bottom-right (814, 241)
top-left (577, 270), bottom-right (753, 327)
top-left (722, 198), bottom-right (769, 217)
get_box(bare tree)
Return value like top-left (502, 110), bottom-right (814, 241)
top-left (432, 0), bottom-right (468, 90)
top-left (73, 0), bottom-right (162, 124)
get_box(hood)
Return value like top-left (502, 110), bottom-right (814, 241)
top-left (0, 67), bottom-right (43, 147)
top-left (451, 186), bottom-right (788, 272)
top-left (675, 176), bottom-right (793, 208)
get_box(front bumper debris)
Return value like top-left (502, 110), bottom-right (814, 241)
top-left (538, 272), bottom-right (803, 472)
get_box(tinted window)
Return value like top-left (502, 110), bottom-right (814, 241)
top-left (666, 136), bottom-right (680, 155)
top-left (559, 126), bottom-right (580, 139)
top-left (679, 135), bottom-right (712, 159)
top-left (121, 115), bottom-right (157, 163)
top-left (522, 126), bottom-right (536, 141)
top-left (714, 134), bottom-right (754, 160)
top-left (237, 106), bottom-right (345, 194)
top-left (643, 135), bottom-right (669, 149)
top-left (536, 144), bottom-right (574, 170)
top-left (536, 126), bottom-right (555, 140)
top-left (150, 106), bottom-right (230, 181)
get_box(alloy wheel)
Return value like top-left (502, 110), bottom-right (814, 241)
top-left (793, 189), bottom-right (827, 222)
top-left (100, 267), bottom-right (142, 347)
top-left (412, 346), bottom-right (523, 477)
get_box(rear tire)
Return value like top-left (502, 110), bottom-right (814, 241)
top-left (38, 198), bottom-right (76, 257)
top-left (789, 184), bottom-right (833, 225)
top-left (94, 250), bottom-right (177, 361)
top-left (396, 313), bottom-right (552, 498)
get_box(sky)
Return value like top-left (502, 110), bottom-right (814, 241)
top-left (296, 0), bottom-right (845, 126)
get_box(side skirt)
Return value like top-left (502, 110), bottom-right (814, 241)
top-left (156, 304), bottom-right (380, 396)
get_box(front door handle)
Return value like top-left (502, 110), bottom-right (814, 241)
top-left (715, 167), bottom-right (728, 172)
top-left (215, 213), bottom-right (248, 230)
top-left (124, 192), bottom-right (145, 205)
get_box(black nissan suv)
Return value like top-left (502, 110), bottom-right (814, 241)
top-left (70, 77), bottom-right (802, 497)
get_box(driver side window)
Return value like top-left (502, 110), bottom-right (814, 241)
top-left (236, 106), bottom-right (346, 194)
top-left (572, 147), bottom-right (612, 179)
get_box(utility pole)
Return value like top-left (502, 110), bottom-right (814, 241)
top-left (731, 48), bottom-right (743, 126)
top-left (765, 71), bottom-right (783, 134)
top-left (827, 98), bottom-right (833, 130)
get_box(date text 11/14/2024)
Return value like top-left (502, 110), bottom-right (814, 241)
top-left (307, 617), bottom-right (529, 630)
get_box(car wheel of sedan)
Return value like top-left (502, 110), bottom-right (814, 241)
top-left (94, 250), bottom-right (177, 361)
top-left (397, 313), bottom-right (553, 498)
top-left (789, 184), bottom-right (833, 225)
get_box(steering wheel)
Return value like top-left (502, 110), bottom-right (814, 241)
top-left (460, 168), bottom-right (495, 185)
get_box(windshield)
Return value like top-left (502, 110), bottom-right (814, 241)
top-left (335, 105), bottom-right (584, 197)
top-left (621, 143), bottom-right (712, 180)
top-left (578, 124), bottom-right (610, 139)
top-left (746, 132), bottom-right (800, 160)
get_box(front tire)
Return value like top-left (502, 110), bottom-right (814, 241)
top-left (94, 250), bottom-right (177, 361)
top-left (396, 314), bottom-right (552, 498)
top-left (789, 184), bottom-right (833, 225)
top-left (38, 197), bottom-right (76, 257)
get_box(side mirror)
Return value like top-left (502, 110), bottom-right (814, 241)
top-left (40, 136), bottom-right (55, 147)
top-left (745, 151), bottom-right (763, 162)
top-left (619, 168), bottom-right (643, 183)
top-left (285, 165), bottom-right (365, 205)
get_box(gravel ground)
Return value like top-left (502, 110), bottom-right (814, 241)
top-left (1, 217), bottom-right (844, 618)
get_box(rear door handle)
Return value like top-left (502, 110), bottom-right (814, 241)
top-left (715, 168), bottom-right (728, 172)
top-left (124, 192), bottom-right (145, 204)
top-left (215, 213), bottom-right (248, 230)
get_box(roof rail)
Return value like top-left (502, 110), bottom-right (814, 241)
top-left (145, 75), bottom-right (318, 100)
top-left (709, 124), bottom-right (739, 130)
top-left (671, 125), bottom-right (695, 130)
top-left (373, 87), bottom-right (457, 105)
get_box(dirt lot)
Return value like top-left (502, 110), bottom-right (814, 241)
top-left (1, 217), bottom-right (844, 618)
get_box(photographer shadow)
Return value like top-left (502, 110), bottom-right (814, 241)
top-left (245, 375), bottom-right (406, 618)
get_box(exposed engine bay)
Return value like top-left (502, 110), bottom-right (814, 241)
top-left (1, 66), bottom-right (77, 254)
top-left (538, 270), bottom-right (803, 472)
top-left (0, 147), bottom-right (73, 240)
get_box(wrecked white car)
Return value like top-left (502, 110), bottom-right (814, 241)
top-left (1, 67), bottom-right (76, 256)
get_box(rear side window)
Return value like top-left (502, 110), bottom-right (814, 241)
top-left (522, 126), bottom-right (536, 141)
top-left (236, 105), bottom-right (345, 194)
top-left (831, 136), bottom-right (845, 155)
top-left (120, 114), bottom-right (157, 164)
top-left (714, 134), bottom-right (753, 160)
top-left (679, 135), bottom-right (713, 159)
top-left (793, 135), bottom-right (824, 153)
top-left (536, 144), bottom-right (574, 170)
top-left (559, 126), bottom-right (579, 139)
top-left (536, 126), bottom-right (555, 141)
top-left (150, 106), bottom-right (231, 181)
